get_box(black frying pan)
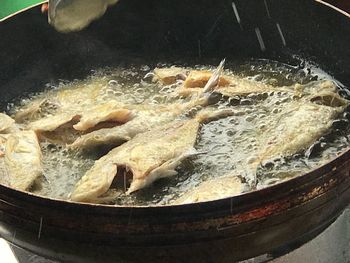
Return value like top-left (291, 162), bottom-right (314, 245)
top-left (0, 0), bottom-right (349, 262)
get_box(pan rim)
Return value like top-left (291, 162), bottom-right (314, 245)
top-left (0, 145), bottom-right (348, 211)
top-left (0, 0), bottom-right (350, 212)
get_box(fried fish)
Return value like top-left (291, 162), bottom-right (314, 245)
top-left (68, 60), bottom-right (226, 151)
top-left (72, 102), bottom-right (131, 131)
top-left (248, 82), bottom-right (349, 185)
top-left (172, 175), bottom-right (244, 204)
top-left (28, 101), bottom-right (132, 143)
top-left (151, 65), bottom-right (279, 98)
top-left (4, 130), bottom-right (43, 191)
top-left (152, 67), bottom-right (188, 85)
top-left (69, 109), bottom-right (233, 203)
top-left (0, 113), bottom-right (16, 132)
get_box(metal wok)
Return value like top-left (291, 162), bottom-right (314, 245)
top-left (0, 0), bottom-right (349, 262)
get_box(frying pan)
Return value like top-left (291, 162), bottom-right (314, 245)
top-left (0, 0), bottom-right (350, 262)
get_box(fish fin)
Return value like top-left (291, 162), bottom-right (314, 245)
top-left (178, 59), bottom-right (227, 110)
top-left (149, 147), bottom-right (202, 178)
top-left (185, 59), bottom-right (227, 108)
top-left (195, 108), bottom-right (234, 123)
top-left (126, 148), bottom-right (202, 195)
top-left (203, 59), bottom-right (226, 94)
top-left (126, 179), bottom-right (146, 195)
top-left (245, 161), bottom-right (260, 189)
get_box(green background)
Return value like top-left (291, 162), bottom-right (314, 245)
top-left (0, 0), bottom-right (47, 21)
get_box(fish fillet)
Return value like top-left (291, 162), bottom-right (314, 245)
top-left (70, 109), bottom-right (233, 203)
top-left (152, 67), bottom-right (188, 85)
top-left (255, 81), bottom-right (349, 163)
top-left (5, 130), bottom-right (43, 191)
top-left (172, 175), bottom-right (244, 204)
top-left (248, 98), bottom-right (348, 187)
top-left (14, 80), bottom-right (104, 124)
top-left (69, 108), bottom-right (176, 150)
top-left (171, 68), bottom-right (277, 97)
top-left (0, 113), bottom-right (15, 132)
top-left (28, 101), bottom-right (131, 142)
top-left (69, 60), bottom-right (226, 151)
top-left (73, 102), bottom-right (131, 131)
top-left (13, 99), bottom-right (58, 123)
top-left (256, 103), bottom-right (340, 162)
top-left (238, 80), bottom-right (349, 187)
top-left (29, 112), bottom-right (80, 133)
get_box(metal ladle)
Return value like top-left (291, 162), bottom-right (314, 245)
top-left (0, 0), bottom-right (119, 32)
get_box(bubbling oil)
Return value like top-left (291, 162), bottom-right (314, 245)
top-left (9, 60), bottom-right (350, 206)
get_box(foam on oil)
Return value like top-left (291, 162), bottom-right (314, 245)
top-left (9, 60), bottom-right (350, 206)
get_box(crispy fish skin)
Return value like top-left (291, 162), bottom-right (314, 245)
top-left (251, 97), bottom-right (348, 174)
top-left (175, 70), bottom-right (275, 97)
top-left (28, 112), bottom-right (81, 144)
top-left (13, 99), bottom-right (55, 123)
top-left (5, 130), bottom-right (43, 191)
top-left (28, 101), bottom-right (131, 143)
top-left (257, 103), bottom-right (339, 162)
top-left (293, 80), bottom-right (339, 99)
top-left (68, 96), bottom-right (209, 151)
top-left (0, 113), bottom-right (15, 132)
top-left (124, 120), bottom-right (201, 194)
top-left (30, 100), bottom-right (191, 148)
top-left (29, 112), bottom-right (80, 133)
top-left (172, 175), bottom-right (243, 204)
top-left (243, 80), bottom-right (349, 187)
top-left (67, 98), bottom-right (207, 151)
top-left (304, 80), bottom-right (349, 107)
top-left (183, 70), bottom-right (231, 89)
top-left (69, 108), bottom-right (175, 150)
top-left (73, 102), bottom-right (131, 131)
top-left (20, 78), bottom-right (110, 124)
top-left (14, 99), bottom-right (45, 122)
top-left (152, 63), bottom-right (293, 98)
top-left (152, 67), bottom-right (188, 85)
top-left (70, 120), bottom-right (199, 202)
top-left (15, 78), bottom-right (111, 124)
top-left (257, 81), bottom-right (349, 163)
top-left (70, 109), bottom-right (233, 203)
top-left (68, 104), bottom-right (185, 150)
top-left (68, 60), bottom-right (226, 152)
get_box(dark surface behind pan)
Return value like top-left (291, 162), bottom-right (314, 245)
top-left (0, 0), bottom-right (350, 262)
top-left (1, 0), bottom-right (350, 103)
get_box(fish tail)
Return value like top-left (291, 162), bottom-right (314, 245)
top-left (127, 148), bottom-right (204, 195)
top-left (203, 59), bottom-right (226, 93)
top-left (247, 161), bottom-right (260, 189)
top-left (184, 59), bottom-right (226, 109)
